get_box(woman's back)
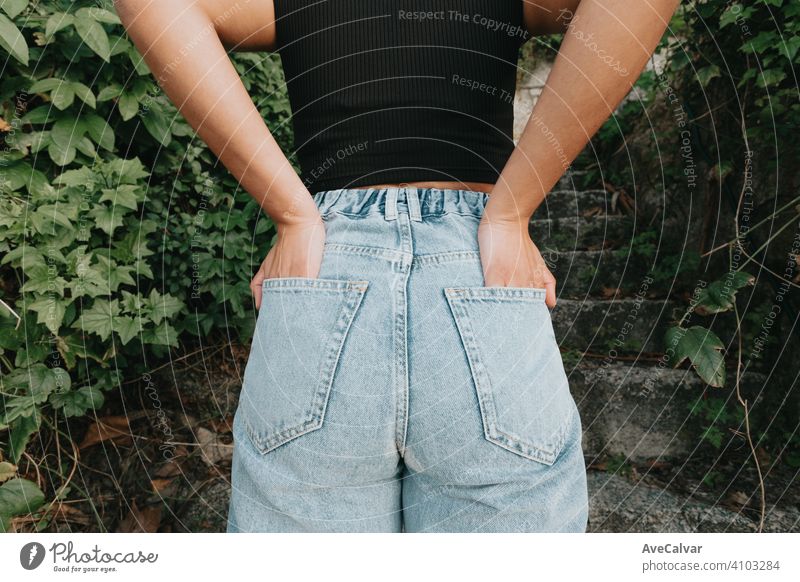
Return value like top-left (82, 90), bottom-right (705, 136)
top-left (273, 0), bottom-right (526, 193)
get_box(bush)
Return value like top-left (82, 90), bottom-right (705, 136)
top-left (0, 0), bottom-right (291, 530)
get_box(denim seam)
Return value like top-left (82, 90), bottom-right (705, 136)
top-left (394, 213), bottom-right (413, 455)
top-left (445, 287), bottom-right (547, 302)
top-left (324, 242), bottom-right (410, 263)
top-left (244, 282), bottom-right (369, 454)
top-left (412, 250), bottom-right (481, 268)
top-left (445, 294), bottom-right (497, 447)
top-left (261, 276), bottom-right (369, 291)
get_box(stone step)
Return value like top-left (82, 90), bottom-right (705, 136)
top-left (543, 250), bottom-right (635, 298)
top-left (555, 169), bottom-right (593, 191)
top-left (569, 362), bottom-right (766, 463)
top-left (572, 362), bottom-right (701, 463)
top-left (536, 189), bottom-right (615, 221)
top-left (530, 215), bottom-right (632, 251)
top-left (587, 471), bottom-right (778, 532)
top-left (552, 298), bottom-right (677, 354)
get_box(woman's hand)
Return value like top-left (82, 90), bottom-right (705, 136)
top-left (250, 214), bottom-right (326, 309)
top-left (477, 213), bottom-right (557, 308)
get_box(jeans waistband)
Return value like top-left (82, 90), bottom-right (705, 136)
top-left (312, 186), bottom-right (490, 221)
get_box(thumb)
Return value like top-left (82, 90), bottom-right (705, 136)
top-left (251, 265), bottom-right (268, 311)
top-left (544, 279), bottom-right (557, 309)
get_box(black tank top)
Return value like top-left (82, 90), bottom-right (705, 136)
top-left (273, 1), bottom-right (526, 194)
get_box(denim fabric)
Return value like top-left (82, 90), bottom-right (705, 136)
top-left (226, 186), bottom-right (589, 533)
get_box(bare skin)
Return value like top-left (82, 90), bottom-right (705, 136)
top-left (115, 0), bottom-right (681, 309)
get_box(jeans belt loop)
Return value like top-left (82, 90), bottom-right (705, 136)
top-left (384, 188), bottom-right (398, 221)
top-left (406, 186), bottom-right (422, 222)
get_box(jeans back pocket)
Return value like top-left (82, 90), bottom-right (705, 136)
top-left (238, 277), bottom-right (369, 454)
top-left (444, 286), bottom-right (576, 465)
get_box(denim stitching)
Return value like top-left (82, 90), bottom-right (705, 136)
top-left (394, 212), bottom-right (413, 455)
top-left (412, 250), bottom-right (481, 267)
top-left (445, 287), bottom-right (547, 301)
top-left (324, 242), bottom-right (409, 263)
top-left (261, 277), bottom-right (369, 291)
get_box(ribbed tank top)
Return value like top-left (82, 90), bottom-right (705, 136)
top-left (273, 0), bottom-right (526, 194)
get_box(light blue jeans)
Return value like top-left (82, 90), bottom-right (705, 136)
top-left (226, 186), bottom-right (588, 532)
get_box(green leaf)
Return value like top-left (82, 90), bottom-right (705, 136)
top-left (50, 385), bottom-right (104, 417)
top-left (141, 106), bottom-right (172, 146)
top-left (53, 166), bottom-right (96, 188)
top-left (49, 117), bottom-right (82, 150)
top-left (665, 326), bottom-right (726, 388)
top-left (30, 203), bottom-right (74, 235)
top-left (131, 78), bottom-right (150, 100)
top-left (27, 295), bottom-right (67, 334)
top-left (71, 298), bottom-right (119, 341)
top-left (106, 157), bottom-right (150, 182)
top-left (73, 11), bottom-right (111, 62)
top-left (2, 246), bottom-right (41, 269)
top-left (71, 82), bottom-right (96, 108)
top-left (757, 68), bottom-right (787, 89)
top-left (89, 204), bottom-right (125, 236)
top-left (84, 7), bottom-right (120, 25)
top-left (97, 83), bottom-right (123, 102)
top-left (8, 412), bottom-right (41, 464)
top-left (129, 46), bottom-right (150, 75)
top-left (142, 320), bottom-right (178, 347)
top-left (75, 136), bottom-right (97, 158)
top-left (719, 4), bottom-right (754, 28)
top-left (120, 290), bottom-right (142, 314)
top-left (1, 0), bottom-right (28, 19)
top-left (114, 315), bottom-right (141, 345)
top-left (99, 185), bottom-right (141, 210)
top-left (45, 11), bottom-right (74, 38)
top-left (0, 395), bottom-right (37, 429)
top-left (28, 132), bottom-right (51, 154)
top-left (21, 273), bottom-right (67, 296)
top-left (84, 113), bottom-right (115, 152)
top-left (5, 364), bottom-right (70, 402)
top-left (0, 149), bottom-right (24, 165)
top-left (118, 92), bottom-right (139, 121)
top-left (0, 161), bottom-right (30, 191)
top-left (69, 252), bottom-right (111, 298)
top-left (0, 477), bottom-right (45, 533)
top-left (50, 83), bottom-right (75, 110)
top-left (48, 140), bottom-right (76, 166)
top-left (29, 77), bottom-right (63, 93)
top-left (108, 33), bottom-right (131, 56)
top-left (780, 35), bottom-right (800, 61)
top-left (695, 272), bottom-right (755, 315)
top-left (21, 106), bottom-right (54, 124)
top-left (696, 64), bottom-right (721, 87)
top-left (148, 288), bottom-right (184, 325)
top-left (0, 12), bottom-right (28, 65)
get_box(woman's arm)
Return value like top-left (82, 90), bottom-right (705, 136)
top-left (115, 0), bottom-right (326, 307)
top-left (480, 0), bottom-right (681, 307)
